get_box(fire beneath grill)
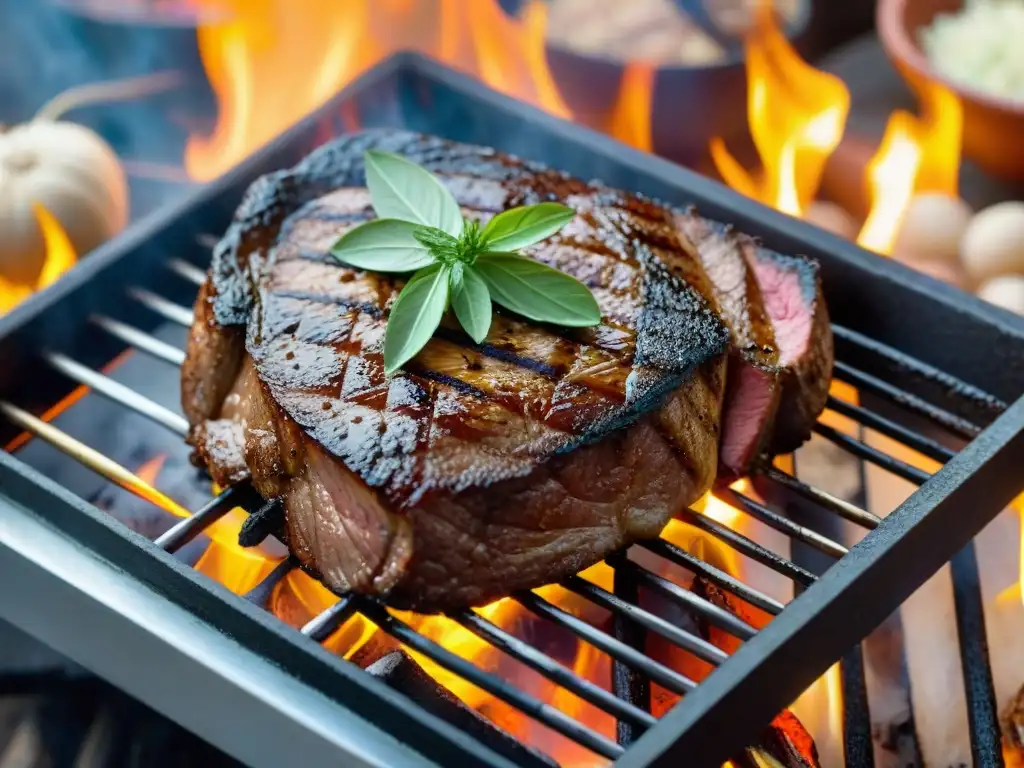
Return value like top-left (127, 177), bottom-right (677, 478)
top-left (22, 356), bottom-right (823, 766)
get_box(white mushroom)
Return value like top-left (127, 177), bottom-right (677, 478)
top-left (961, 201), bottom-right (1024, 285)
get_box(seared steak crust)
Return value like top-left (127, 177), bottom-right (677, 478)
top-left (183, 130), bottom-right (731, 610)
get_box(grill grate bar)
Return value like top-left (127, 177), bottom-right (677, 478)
top-left (90, 315), bottom-right (188, 367)
top-left (755, 465), bottom-right (881, 530)
top-left (301, 596), bottom-right (357, 642)
top-left (832, 360), bottom-right (981, 440)
top-left (832, 325), bottom-right (1006, 412)
top-left (515, 591), bottom-right (695, 695)
top-left (612, 565), bottom-right (649, 747)
top-left (675, 508), bottom-right (816, 586)
top-left (128, 287), bottom-right (195, 327)
top-left (43, 352), bottom-right (189, 437)
top-left (718, 488), bottom-right (848, 558)
top-left (826, 395), bottom-right (956, 464)
top-left (154, 484), bottom-right (253, 552)
top-left (166, 258), bottom-right (207, 287)
top-left (244, 556), bottom-right (296, 604)
top-left (814, 423), bottom-right (931, 486)
top-left (637, 539), bottom-right (784, 615)
top-left (611, 557), bottom-right (757, 641)
top-left (354, 596), bottom-right (625, 760)
top-left (561, 574), bottom-right (728, 666)
top-left (453, 609), bottom-right (657, 729)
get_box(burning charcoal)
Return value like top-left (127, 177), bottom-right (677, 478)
top-left (237, 499), bottom-right (285, 548)
top-left (691, 580), bottom-right (820, 767)
top-left (365, 650), bottom-right (556, 768)
top-left (1002, 682), bottom-right (1024, 767)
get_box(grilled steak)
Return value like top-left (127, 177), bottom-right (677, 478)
top-left (182, 130), bottom-right (732, 611)
top-left (739, 237), bottom-right (832, 453)
top-left (674, 211), bottom-right (780, 479)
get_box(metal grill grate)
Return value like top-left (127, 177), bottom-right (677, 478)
top-left (0, 233), bottom-right (1004, 765)
top-left (0, 55), bottom-right (1022, 768)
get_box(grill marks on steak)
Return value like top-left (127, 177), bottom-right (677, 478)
top-left (183, 130), bottom-right (732, 610)
top-left (674, 211), bottom-right (781, 478)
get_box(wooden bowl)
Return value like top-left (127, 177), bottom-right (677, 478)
top-left (878, 0), bottom-right (1024, 181)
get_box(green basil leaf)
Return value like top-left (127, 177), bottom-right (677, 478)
top-left (450, 267), bottom-right (492, 343)
top-left (384, 265), bottom-right (450, 375)
top-left (330, 219), bottom-right (436, 272)
top-left (365, 150), bottom-right (463, 236)
top-left (480, 203), bottom-right (575, 252)
top-left (474, 253), bottom-right (601, 327)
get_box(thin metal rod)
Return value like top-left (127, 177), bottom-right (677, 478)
top-left (562, 574), bottom-right (727, 667)
top-left (90, 315), bottom-right (186, 366)
top-left (826, 395), bottom-right (956, 464)
top-left (611, 563), bottom-right (649, 747)
top-left (452, 610), bottom-right (656, 729)
top-left (155, 484), bottom-right (255, 553)
top-left (356, 597), bottom-right (624, 760)
top-left (841, 645), bottom-right (875, 768)
top-left (951, 543), bottom-right (1004, 767)
top-left (813, 423), bottom-right (930, 486)
top-left (612, 557), bottom-right (757, 641)
top-left (637, 539), bottom-right (784, 616)
top-left (832, 360), bottom-right (981, 440)
top-left (244, 557), bottom-right (297, 606)
top-left (716, 488), bottom-right (848, 559)
top-left (756, 465), bottom-right (880, 530)
top-left (166, 258), bottom-right (207, 286)
top-left (675, 508), bottom-right (816, 586)
top-left (128, 287), bottom-right (195, 327)
top-left (831, 324), bottom-right (1006, 412)
top-left (0, 400), bottom-right (189, 519)
top-left (515, 591), bottom-right (695, 695)
top-left (301, 596), bottom-right (358, 643)
top-left (44, 351), bottom-right (189, 437)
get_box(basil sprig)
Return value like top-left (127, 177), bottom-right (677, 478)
top-left (331, 150), bottom-right (601, 374)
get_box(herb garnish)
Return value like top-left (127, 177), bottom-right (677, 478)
top-left (331, 150), bottom-right (601, 374)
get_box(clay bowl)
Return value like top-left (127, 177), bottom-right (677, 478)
top-left (878, 0), bottom-right (1024, 181)
top-left (527, 0), bottom-right (812, 167)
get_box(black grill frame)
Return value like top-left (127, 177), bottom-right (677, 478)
top-left (0, 54), bottom-right (1023, 767)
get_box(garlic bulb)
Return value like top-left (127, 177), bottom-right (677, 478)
top-left (0, 72), bottom-right (181, 286)
top-left (0, 121), bottom-right (127, 284)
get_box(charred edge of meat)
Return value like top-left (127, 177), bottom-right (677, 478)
top-left (743, 243), bottom-right (833, 455)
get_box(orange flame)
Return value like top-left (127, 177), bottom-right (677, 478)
top-left (186, 0), bottom-right (380, 180)
top-left (856, 81), bottom-right (962, 255)
top-left (791, 662), bottom-right (844, 764)
top-left (0, 204), bottom-right (78, 315)
top-left (608, 61), bottom-right (655, 152)
top-left (710, 0), bottom-right (849, 217)
top-left (187, 0), bottom-right (571, 180)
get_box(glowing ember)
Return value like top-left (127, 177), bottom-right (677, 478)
top-left (0, 204), bottom-right (78, 315)
top-left (791, 662), bottom-right (843, 764)
top-left (857, 81), bottom-right (962, 255)
top-left (710, 0), bottom-right (848, 217)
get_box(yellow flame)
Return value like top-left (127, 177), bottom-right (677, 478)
top-left (857, 81), bottom-right (962, 254)
top-left (710, 0), bottom-right (849, 216)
